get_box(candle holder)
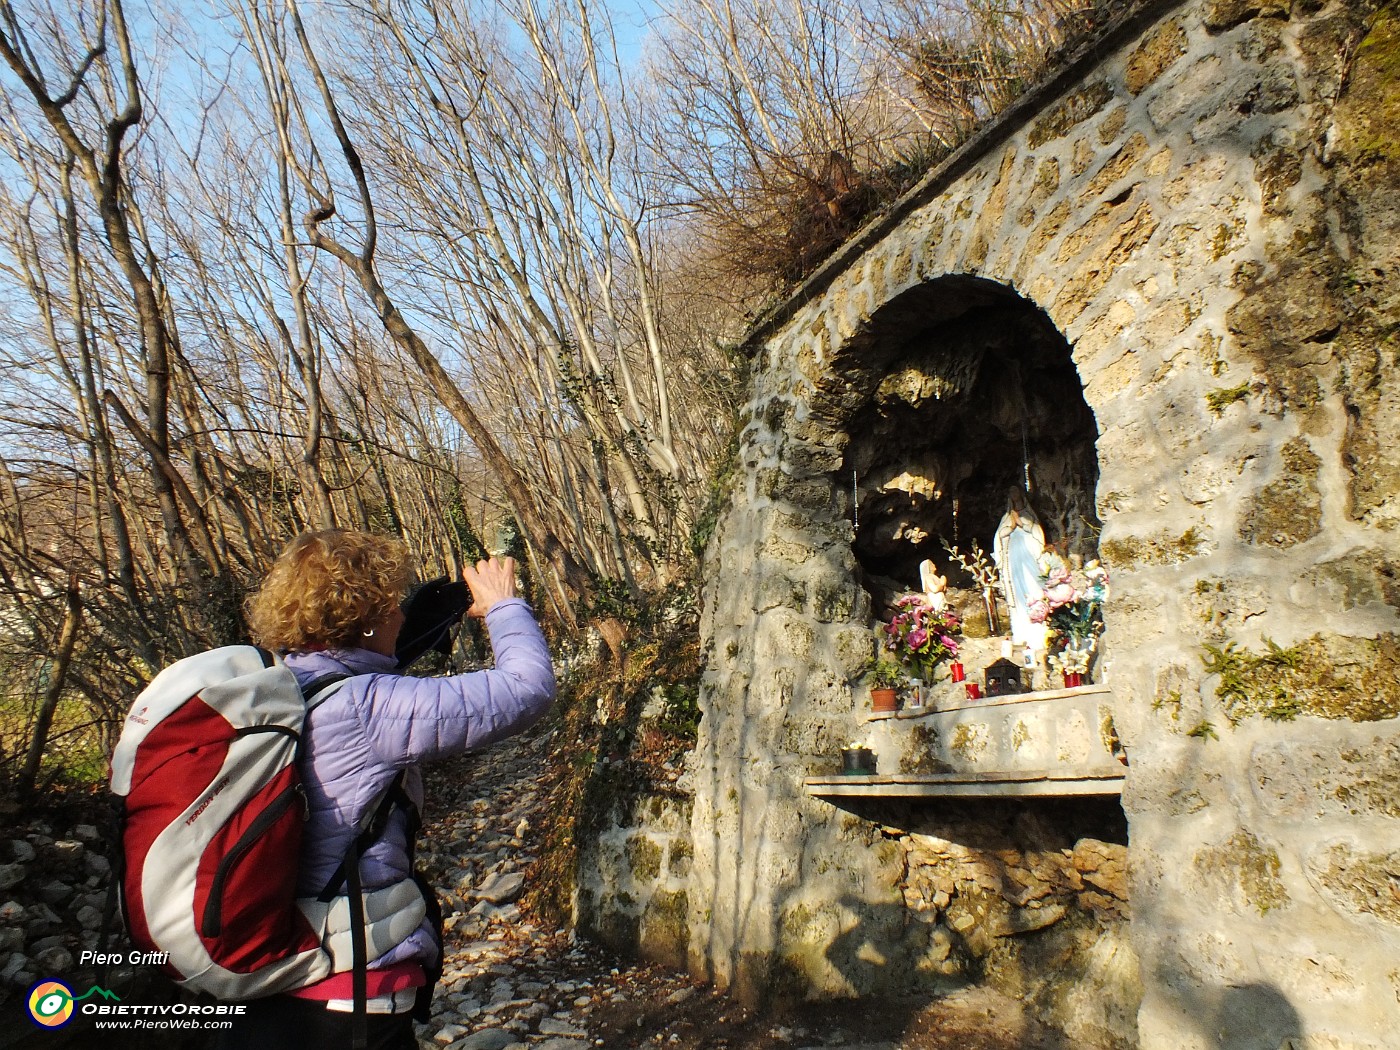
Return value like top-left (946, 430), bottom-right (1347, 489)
top-left (984, 657), bottom-right (1023, 697)
top-left (905, 680), bottom-right (926, 710)
top-left (840, 747), bottom-right (877, 775)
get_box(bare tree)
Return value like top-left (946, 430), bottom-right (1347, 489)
top-left (232, 0), bottom-right (596, 625)
top-left (324, 0), bottom-right (736, 589)
top-left (0, 0), bottom-right (217, 581)
top-left (642, 0), bottom-right (1091, 285)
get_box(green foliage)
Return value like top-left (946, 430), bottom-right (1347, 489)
top-left (655, 681), bottom-right (702, 740)
top-left (524, 582), bottom-right (704, 926)
top-left (586, 576), bottom-right (642, 624)
top-left (444, 486), bottom-right (488, 562)
top-left (0, 677), bottom-right (107, 797)
top-left (1186, 719), bottom-right (1218, 741)
top-left (1202, 638), bottom-right (1307, 723)
top-left (689, 424), bottom-right (743, 559)
top-left (1152, 689), bottom-right (1183, 722)
top-left (1202, 633), bottom-right (1400, 723)
top-left (1205, 383), bottom-right (1251, 414)
top-left (866, 658), bottom-right (908, 689)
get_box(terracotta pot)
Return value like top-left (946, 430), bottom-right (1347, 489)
top-left (870, 687), bottom-right (899, 713)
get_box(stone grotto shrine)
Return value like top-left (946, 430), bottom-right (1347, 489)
top-left (573, 1), bottom-right (1400, 1048)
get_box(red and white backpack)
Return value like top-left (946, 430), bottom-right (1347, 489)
top-left (109, 645), bottom-right (425, 1000)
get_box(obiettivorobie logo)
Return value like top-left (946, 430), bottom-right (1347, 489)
top-left (26, 980), bottom-right (121, 1029)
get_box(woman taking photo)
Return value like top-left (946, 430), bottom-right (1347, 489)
top-left (221, 528), bottom-right (555, 1048)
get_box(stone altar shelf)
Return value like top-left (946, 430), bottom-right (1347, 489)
top-left (805, 768), bottom-right (1124, 799)
top-left (866, 682), bottom-right (1112, 720)
top-left (818, 683), bottom-right (1126, 799)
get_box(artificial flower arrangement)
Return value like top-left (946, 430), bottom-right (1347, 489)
top-left (1028, 552), bottom-right (1109, 683)
top-left (883, 592), bottom-right (963, 682)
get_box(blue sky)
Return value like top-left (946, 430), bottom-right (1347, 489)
top-left (611, 0), bottom-right (663, 66)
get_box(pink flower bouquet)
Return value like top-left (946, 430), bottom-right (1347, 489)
top-left (883, 594), bottom-right (963, 682)
top-left (1029, 554), bottom-right (1109, 656)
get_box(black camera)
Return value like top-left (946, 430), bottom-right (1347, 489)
top-left (395, 575), bottom-right (471, 669)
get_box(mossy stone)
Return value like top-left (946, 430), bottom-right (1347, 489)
top-left (756, 468), bottom-right (835, 511)
top-left (640, 889), bottom-right (690, 968)
top-left (1206, 632), bottom-right (1400, 722)
top-left (1239, 438), bottom-right (1322, 548)
top-left (960, 604), bottom-right (993, 639)
top-left (949, 722), bottom-right (989, 762)
top-left (899, 723), bottom-right (950, 774)
top-left (668, 838), bottom-right (694, 877)
top-left (1027, 82), bottom-right (1115, 149)
top-left (811, 580), bottom-right (856, 622)
top-left (625, 835), bottom-right (664, 883)
top-left (1203, 0), bottom-right (1289, 33)
top-left (1303, 552), bottom-right (1400, 611)
top-left (1194, 830), bottom-right (1291, 916)
top-left (1125, 19), bottom-right (1188, 95)
top-left (1310, 843), bottom-right (1400, 925)
top-left (1333, 6), bottom-right (1400, 165)
top-left (1101, 527), bottom-right (1207, 568)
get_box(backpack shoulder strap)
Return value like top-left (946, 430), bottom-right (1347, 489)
top-left (313, 767), bottom-right (416, 1050)
top-left (314, 770), bottom-right (415, 904)
top-left (301, 672), bottom-right (351, 710)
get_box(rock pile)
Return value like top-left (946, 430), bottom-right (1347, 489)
top-left (0, 817), bottom-right (112, 992)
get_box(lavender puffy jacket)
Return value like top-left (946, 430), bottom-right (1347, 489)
top-left (284, 597), bottom-right (555, 971)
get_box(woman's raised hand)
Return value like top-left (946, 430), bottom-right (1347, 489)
top-left (462, 557), bottom-right (518, 617)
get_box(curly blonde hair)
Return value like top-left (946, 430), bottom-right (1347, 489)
top-left (246, 530), bottom-right (411, 652)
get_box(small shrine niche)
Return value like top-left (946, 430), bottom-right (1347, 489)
top-left (842, 277), bottom-right (1101, 617)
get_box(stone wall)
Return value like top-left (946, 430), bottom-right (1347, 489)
top-left (574, 788), bottom-right (694, 972)
top-left (897, 813), bottom-right (1135, 1049)
top-left (685, 1), bottom-right (1400, 1048)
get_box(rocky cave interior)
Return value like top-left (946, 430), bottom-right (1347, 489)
top-left (841, 276), bottom-right (1104, 620)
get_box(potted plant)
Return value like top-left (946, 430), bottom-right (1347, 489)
top-left (867, 658), bottom-right (907, 713)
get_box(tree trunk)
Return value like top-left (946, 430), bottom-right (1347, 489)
top-left (18, 582), bottom-right (83, 797)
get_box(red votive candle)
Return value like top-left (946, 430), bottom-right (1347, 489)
top-left (949, 662), bottom-right (965, 682)
top-left (965, 682), bottom-right (981, 699)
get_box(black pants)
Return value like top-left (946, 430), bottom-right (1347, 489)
top-left (209, 995), bottom-right (416, 1050)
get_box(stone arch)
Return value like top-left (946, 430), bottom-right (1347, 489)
top-left (814, 273), bottom-right (1102, 612)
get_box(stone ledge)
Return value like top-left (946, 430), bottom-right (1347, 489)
top-left (805, 769), bottom-right (1125, 798)
top-left (905, 683), bottom-right (1114, 717)
top-left (866, 683), bottom-right (1113, 721)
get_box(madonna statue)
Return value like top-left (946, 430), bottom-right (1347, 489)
top-left (993, 489), bottom-right (1049, 652)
